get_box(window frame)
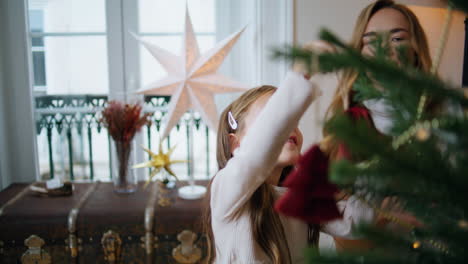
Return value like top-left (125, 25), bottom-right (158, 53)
top-left (0, 0), bottom-right (293, 188)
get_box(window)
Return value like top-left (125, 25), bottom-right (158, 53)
top-left (29, 0), bottom-right (109, 181)
top-left (30, 10), bottom-right (46, 92)
top-left (28, 0), bottom-right (108, 95)
top-left (138, 0), bottom-right (216, 84)
top-left (27, 0), bottom-right (292, 182)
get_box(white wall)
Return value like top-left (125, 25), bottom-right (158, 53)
top-left (295, 0), bottom-right (466, 148)
top-left (295, 0), bottom-right (370, 148)
top-left (411, 6), bottom-right (465, 85)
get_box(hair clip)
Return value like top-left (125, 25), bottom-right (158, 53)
top-left (228, 111), bottom-right (238, 130)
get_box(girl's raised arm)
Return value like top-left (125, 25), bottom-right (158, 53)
top-left (211, 71), bottom-right (320, 220)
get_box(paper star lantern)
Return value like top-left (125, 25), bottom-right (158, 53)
top-left (135, 7), bottom-right (247, 139)
top-left (133, 142), bottom-right (187, 187)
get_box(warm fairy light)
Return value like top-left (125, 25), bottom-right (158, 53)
top-left (413, 241), bottom-right (422, 249)
top-left (416, 128), bottom-right (430, 141)
top-left (459, 220), bottom-right (468, 229)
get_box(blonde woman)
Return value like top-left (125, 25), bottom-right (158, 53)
top-left (204, 70), bottom-right (374, 264)
top-left (277, 0), bottom-right (432, 252)
top-left (324, 0), bottom-right (432, 157)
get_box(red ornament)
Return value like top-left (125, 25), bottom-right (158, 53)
top-left (275, 145), bottom-right (341, 224)
top-left (275, 106), bottom-right (373, 224)
top-left (347, 106), bottom-right (372, 122)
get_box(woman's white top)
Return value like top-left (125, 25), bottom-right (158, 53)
top-left (210, 71), bottom-right (374, 264)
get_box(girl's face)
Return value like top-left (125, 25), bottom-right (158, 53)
top-left (231, 92), bottom-right (303, 167)
top-left (361, 7), bottom-right (414, 64)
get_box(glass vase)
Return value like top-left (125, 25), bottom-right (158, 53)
top-left (112, 139), bottom-right (137, 194)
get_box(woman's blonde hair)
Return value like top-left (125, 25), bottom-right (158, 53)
top-left (322, 0), bottom-right (432, 158)
top-left (203, 85), bottom-right (292, 264)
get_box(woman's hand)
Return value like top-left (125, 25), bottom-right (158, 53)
top-left (377, 196), bottom-right (423, 229)
top-left (303, 40), bottom-right (337, 54)
top-left (293, 40), bottom-right (337, 78)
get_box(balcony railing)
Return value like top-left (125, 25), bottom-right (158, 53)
top-left (34, 95), bottom-right (216, 182)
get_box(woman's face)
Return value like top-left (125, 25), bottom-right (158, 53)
top-left (234, 92), bottom-right (303, 167)
top-left (361, 7), bottom-right (414, 64)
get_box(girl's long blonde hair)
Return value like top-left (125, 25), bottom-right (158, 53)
top-left (203, 85), bottom-right (292, 264)
top-left (321, 0), bottom-right (432, 158)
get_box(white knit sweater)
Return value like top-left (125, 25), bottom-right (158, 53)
top-left (210, 72), bottom-right (374, 264)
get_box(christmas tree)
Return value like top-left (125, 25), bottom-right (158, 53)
top-left (275, 1), bottom-right (468, 263)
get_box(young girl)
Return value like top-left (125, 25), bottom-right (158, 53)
top-left (276, 0), bottom-right (432, 252)
top-left (204, 70), bottom-right (374, 264)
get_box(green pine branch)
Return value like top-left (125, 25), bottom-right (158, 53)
top-left (273, 25), bottom-right (468, 263)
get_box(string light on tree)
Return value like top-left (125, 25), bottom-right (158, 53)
top-left (412, 241), bottom-right (422, 250)
top-left (459, 220), bottom-right (468, 230)
top-left (415, 127), bottom-right (430, 141)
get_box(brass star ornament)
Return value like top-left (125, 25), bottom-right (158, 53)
top-left (133, 142), bottom-right (187, 187)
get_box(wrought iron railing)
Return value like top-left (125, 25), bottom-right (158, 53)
top-left (34, 95), bottom-right (215, 182)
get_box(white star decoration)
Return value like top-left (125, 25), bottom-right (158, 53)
top-left (135, 8), bottom-right (247, 139)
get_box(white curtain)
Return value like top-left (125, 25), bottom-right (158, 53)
top-left (215, 0), bottom-right (294, 112)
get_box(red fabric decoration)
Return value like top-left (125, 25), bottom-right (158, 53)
top-left (346, 106), bottom-right (372, 122)
top-left (275, 106), bottom-right (372, 224)
top-left (337, 106), bottom-right (372, 160)
top-left (275, 145), bottom-right (341, 224)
